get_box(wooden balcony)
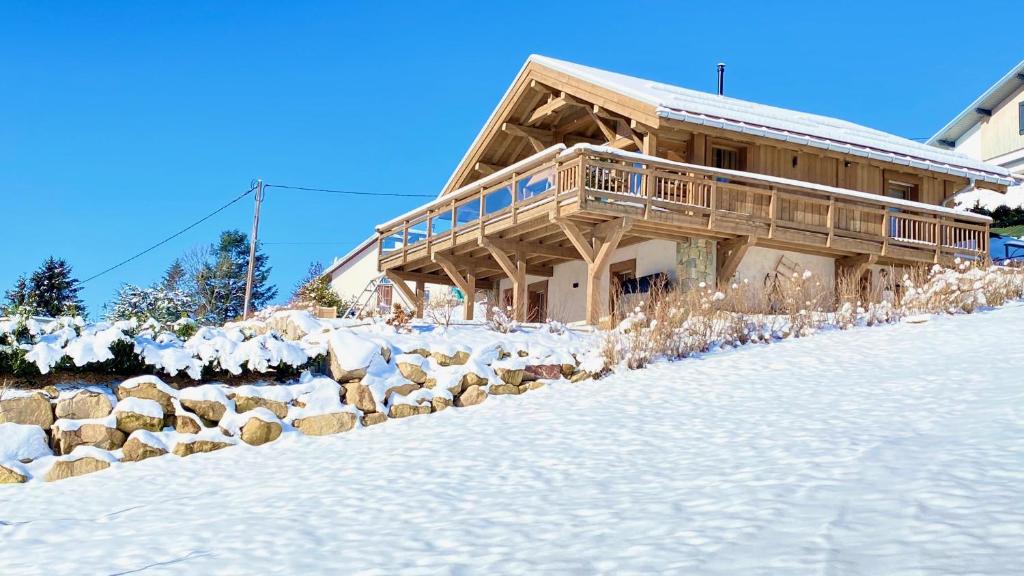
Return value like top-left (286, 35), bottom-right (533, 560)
top-left (376, 144), bottom-right (990, 322)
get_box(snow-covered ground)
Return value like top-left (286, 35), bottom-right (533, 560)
top-left (2, 305), bottom-right (1023, 575)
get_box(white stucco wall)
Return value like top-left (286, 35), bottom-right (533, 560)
top-left (499, 239), bottom-right (679, 323)
top-left (734, 247), bottom-right (836, 293)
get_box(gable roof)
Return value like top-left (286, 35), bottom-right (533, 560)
top-left (442, 55), bottom-right (1012, 194)
top-left (530, 56), bottom-right (1011, 186)
top-left (928, 59), bottom-right (1024, 149)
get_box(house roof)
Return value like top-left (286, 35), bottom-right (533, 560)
top-left (928, 59), bottom-right (1024, 149)
top-left (526, 56), bottom-right (1011, 186)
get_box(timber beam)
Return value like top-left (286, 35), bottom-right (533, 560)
top-left (431, 253), bottom-right (477, 320)
top-left (525, 92), bottom-right (587, 126)
top-left (717, 235), bottom-right (757, 284)
top-left (485, 238), bottom-right (579, 260)
top-left (474, 162), bottom-right (501, 176)
top-left (835, 253), bottom-right (878, 280)
top-left (384, 270), bottom-right (424, 313)
top-left (479, 238), bottom-right (528, 321)
top-left (502, 122), bottom-right (554, 152)
top-left (552, 216), bottom-right (631, 325)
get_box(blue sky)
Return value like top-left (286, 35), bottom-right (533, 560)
top-left (1, 1), bottom-right (1020, 316)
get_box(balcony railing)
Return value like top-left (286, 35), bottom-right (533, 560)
top-left (377, 144), bottom-right (991, 266)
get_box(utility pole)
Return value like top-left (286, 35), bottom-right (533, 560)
top-left (242, 179), bottom-right (264, 319)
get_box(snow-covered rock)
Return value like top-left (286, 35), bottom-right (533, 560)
top-left (0, 391), bottom-right (55, 430)
top-left (0, 422), bottom-right (52, 463)
top-left (113, 397), bottom-right (164, 434)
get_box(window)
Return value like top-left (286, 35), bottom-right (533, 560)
top-left (1019, 101), bottom-right (1024, 135)
top-left (711, 146), bottom-right (741, 170)
top-left (885, 180), bottom-right (916, 201)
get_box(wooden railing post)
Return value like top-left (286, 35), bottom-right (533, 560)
top-left (768, 187), bottom-right (778, 239)
top-left (881, 212), bottom-right (890, 256)
top-left (401, 220), bottom-right (409, 265)
top-left (643, 163), bottom-right (654, 220)
top-left (934, 219), bottom-right (942, 263)
top-left (708, 180), bottom-right (718, 229)
top-left (826, 196), bottom-right (834, 247)
top-left (478, 187), bottom-right (485, 236)
top-left (425, 210), bottom-right (433, 255)
top-left (577, 157), bottom-right (587, 209)
top-left (510, 171), bottom-right (518, 226)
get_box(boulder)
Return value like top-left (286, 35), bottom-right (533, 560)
top-left (0, 392), bottom-right (55, 430)
top-left (560, 364), bottom-right (576, 378)
top-left (396, 356), bottom-right (430, 384)
top-left (0, 464), bottom-right (27, 484)
top-left (51, 422), bottom-right (126, 455)
top-left (114, 398), bottom-right (164, 435)
top-left (234, 395), bottom-right (289, 420)
top-left (121, 436), bottom-right (168, 462)
top-left (525, 364), bottom-right (562, 381)
top-left (493, 367), bottom-right (525, 387)
top-left (327, 331), bottom-right (380, 382)
top-left (174, 412), bottom-right (203, 434)
top-left (402, 347), bottom-right (430, 357)
top-left (55, 390), bottom-right (113, 420)
top-left (489, 383), bottom-right (522, 396)
top-left (172, 439), bottom-right (232, 457)
top-left (431, 349), bottom-right (469, 366)
top-left (361, 412), bottom-right (387, 427)
top-left (179, 399), bottom-right (228, 427)
top-left (454, 385), bottom-right (487, 408)
top-left (116, 379), bottom-right (176, 424)
top-left (293, 412), bottom-right (357, 436)
top-left (0, 422), bottom-right (52, 462)
top-left (570, 371), bottom-right (592, 383)
top-left (527, 380), bottom-right (546, 391)
top-left (388, 403), bottom-right (431, 419)
top-left (239, 417), bottom-right (282, 446)
top-left (45, 457), bottom-right (111, 482)
top-left (342, 382), bottom-right (377, 414)
top-left (430, 396), bottom-right (452, 413)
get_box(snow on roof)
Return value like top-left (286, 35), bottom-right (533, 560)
top-left (928, 59), bottom-right (1024, 148)
top-left (529, 55), bottom-right (1013, 186)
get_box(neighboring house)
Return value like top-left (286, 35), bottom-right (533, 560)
top-left (323, 234), bottom-right (449, 316)
top-left (363, 55), bottom-right (1011, 325)
top-left (928, 59), bottom-right (1024, 210)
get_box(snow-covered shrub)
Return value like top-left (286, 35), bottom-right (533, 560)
top-left (601, 305), bottom-right (658, 370)
top-left (775, 270), bottom-right (830, 337)
top-left (545, 319), bottom-right (566, 335)
top-left (425, 289), bottom-right (459, 328)
top-left (105, 284), bottom-right (195, 324)
top-left (487, 306), bottom-right (517, 334)
top-left (900, 260), bottom-right (1024, 315)
top-left (384, 304), bottom-right (412, 333)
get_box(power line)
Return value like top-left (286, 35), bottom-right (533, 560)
top-left (81, 185), bottom-right (257, 284)
top-left (265, 183), bottom-right (434, 198)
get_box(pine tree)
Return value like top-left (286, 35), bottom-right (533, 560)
top-left (161, 259), bottom-right (186, 292)
top-left (4, 257), bottom-right (85, 318)
top-left (292, 261), bottom-right (344, 310)
top-left (4, 275), bottom-right (32, 311)
top-left (193, 230), bottom-right (276, 323)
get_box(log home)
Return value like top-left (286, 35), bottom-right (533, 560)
top-left (374, 56), bottom-right (1013, 324)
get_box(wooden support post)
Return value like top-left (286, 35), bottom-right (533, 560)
top-left (464, 270), bottom-right (476, 321)
top-left (414, 281), bottom-right (425, 318)
top-left (432, 252), bottom-right (476, 321)
top-left (479, 238), bottom-right (527, 322)
top-left (716, 235), bottom-right (756, 285)
top-left (826, 196), bottom-right (835, 247)
top-left (553, 216), bottom-right (631, 325)
top-left (835, 254), bottom-right (878, 290)
top-left (384, 271), bottom-right (422, 313)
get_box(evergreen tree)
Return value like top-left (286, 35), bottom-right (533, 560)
top-left (3, 257), bottom-right (85, 318)
top-left (193, 230), bottom-right (276, 323)
top-left (292, 261), bottom-right (345, 310)
top-left (161, 259), bottom-right (186, 292)
top-left (4, 275), bottom-right (32, 311)
top-left (105, 283), bottom-right (195, 324)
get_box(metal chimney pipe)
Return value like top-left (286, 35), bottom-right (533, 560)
top-left (717, 63), bottom-right (725, 96)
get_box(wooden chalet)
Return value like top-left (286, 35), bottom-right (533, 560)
top-left (374, 56), bottom-right (1013, 324)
